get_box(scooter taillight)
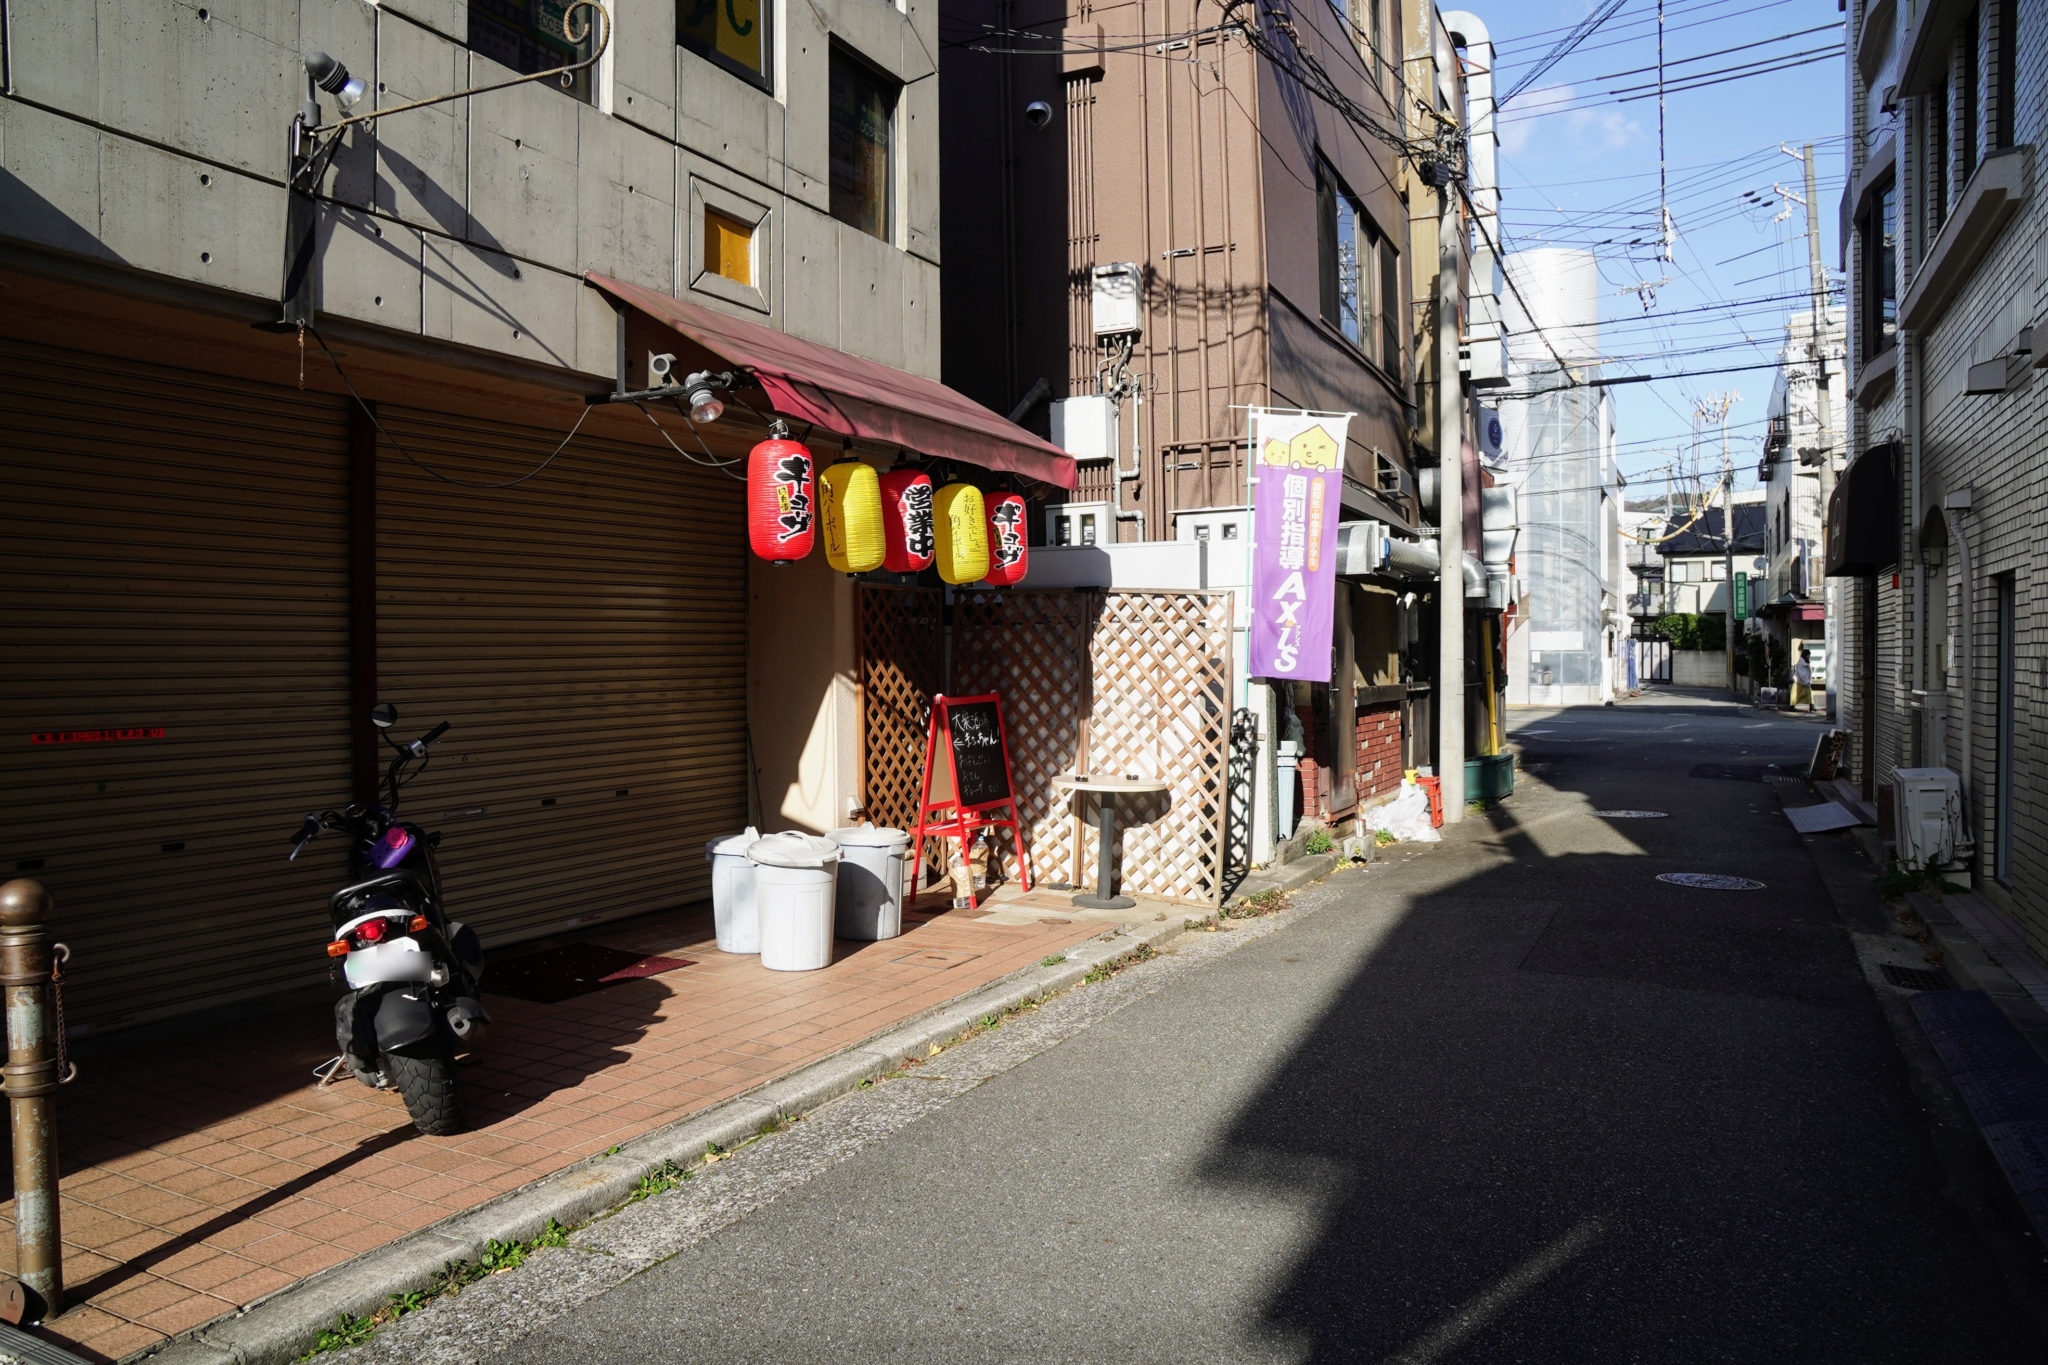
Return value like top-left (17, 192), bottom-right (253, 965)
top-left (357, 917), bottom-right (390, 945)
top-left (373, 825), bottom-right (413, 870)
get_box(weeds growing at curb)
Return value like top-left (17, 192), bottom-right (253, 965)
top-left (1875, 859), bottom-right (1968, 900)
top-left (1040, 954), bottom-right (1067, 966)
top-left (1084, 942), bottom-right (1156, 983)
top-left (630, 1161), bottom-right (691, 1203)
top-left (1302, 827), bottom-right (1333, 855)
top-left (301, 1220), bottom-right (575, 1358)
top-left (1224, 889), bottom-right (1289, 920)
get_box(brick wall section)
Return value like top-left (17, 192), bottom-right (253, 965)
top-left (1356, 700), bottom-right (1403, 805)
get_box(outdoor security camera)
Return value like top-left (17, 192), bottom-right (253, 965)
top-left (1025, 100), bottom-right (1053, 130)
top-left (648, 352), bottom-right (678, 385)
top-left (303, 51), bottom-right (366, 110)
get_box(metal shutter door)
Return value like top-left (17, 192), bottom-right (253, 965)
top-left (0, 339), bottom-right (352, 1029)
top-left (374, 406), bottom-right (748, 946)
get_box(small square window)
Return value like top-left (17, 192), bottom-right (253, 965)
top-left (705, 209), bottom-right (754, 286)
top-left (1079, 514), bottom-right (1098, 546)
top-left (1194, 524), bottom-right (1211, 541)
top-left (1222, 523), bottom-right (1239, 540)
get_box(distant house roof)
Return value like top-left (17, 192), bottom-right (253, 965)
top-left (1657, 504), bottom-right (1765, 557)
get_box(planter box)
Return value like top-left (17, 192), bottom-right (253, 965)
top-left (1465, 752), bottom-right (1515, 802)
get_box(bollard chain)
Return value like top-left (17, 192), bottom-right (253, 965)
top-left (50, 945), bottom-right (74, 1086)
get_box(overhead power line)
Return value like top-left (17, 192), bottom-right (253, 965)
top-left (1498, 0), bottom-right (1628, 107)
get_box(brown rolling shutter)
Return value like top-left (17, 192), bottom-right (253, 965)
top-left (0, 339), bottom-right (353, 1029)
top-left (372, 406), bottom-right (748, 947)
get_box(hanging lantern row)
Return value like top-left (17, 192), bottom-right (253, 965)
top-left (746, 435), bottom-right (1026, 587)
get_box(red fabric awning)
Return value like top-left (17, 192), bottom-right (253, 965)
top-left (585, 273), bottom-right (1077, 490)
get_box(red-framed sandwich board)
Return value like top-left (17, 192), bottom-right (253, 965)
top-left (910, 692), bottom-right (1032, 901)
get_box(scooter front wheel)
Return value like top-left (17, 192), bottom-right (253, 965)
top-left (385, 1041), bottom-right (462, 1135)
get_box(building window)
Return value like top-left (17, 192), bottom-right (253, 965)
top-left (1370, 0), bottom-right (1386, 93)
top-left (705, 209), bottom-right (754, 285)
top-left (469, 0), bottom-right (592, 102)
top-left (1858, 177), bottom-right (1897, 361)
top-left (1995, 0), bottom-right (2018, 148)
top-left (1929, 79), bottom-right (1951, 234)
top-left (678, 0), bottom-right (770, 90)
top-left (1317, 159), bottom-right (1395, 370)
top-left (1959, 5), bottom-right (1981, 185)
top-left (830, 48), bottom-right (896, 241)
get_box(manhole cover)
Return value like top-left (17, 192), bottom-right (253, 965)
top-left (1595, 810), bottom-right (1668, 819)
top-left (1881, 963), bottom-right (1953, 992)
top-left (1656, 872), bottom-right (1766, 890)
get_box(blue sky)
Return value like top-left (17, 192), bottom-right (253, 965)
top-left (1480, 0), bottom-right (1847, 503)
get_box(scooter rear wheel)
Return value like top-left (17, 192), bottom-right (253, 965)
top-left (385, 1041), bottom-right (462, 1135)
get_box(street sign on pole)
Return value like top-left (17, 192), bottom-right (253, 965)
top-left (1733, 572), bottom-right (1750, 620)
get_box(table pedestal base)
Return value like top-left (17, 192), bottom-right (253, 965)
top-left (1071, 892), bottom-right (1136, 911)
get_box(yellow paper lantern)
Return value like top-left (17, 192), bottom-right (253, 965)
top-left (820, 462), bottom-right (885, 573)
top-left (933, 483), bottom-right (990, 584)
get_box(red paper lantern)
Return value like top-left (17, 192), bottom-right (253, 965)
top-left (749, 435), bottom-right (816, 563)
top-left (983, 492), bottom-right (1029, 587)
top-left (879, 468), bottom-right (935, 573)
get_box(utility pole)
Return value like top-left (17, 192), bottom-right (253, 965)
top-left (1437, 188), bottom-right (1466, 823)
top-left (1695, 393), bottom-right (1738, 688)
top-left (1792, 140), bottom-right (1839, 715)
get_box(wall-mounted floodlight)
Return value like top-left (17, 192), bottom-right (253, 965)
top-left (303, 51), bottom-right (366, 110)
top-left (681, 372), bottom-right (727, 425)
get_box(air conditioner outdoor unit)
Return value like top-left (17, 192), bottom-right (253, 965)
top-left (1892, 767), bottom-right (1970, 873)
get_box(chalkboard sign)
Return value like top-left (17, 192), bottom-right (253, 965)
top-left (946, 700), bottom-right (1011, 809)
top-left (911, 692), bottom-right (1032, 900)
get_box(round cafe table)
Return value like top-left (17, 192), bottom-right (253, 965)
top-left (1050, 774), bottom-right (1169, 910)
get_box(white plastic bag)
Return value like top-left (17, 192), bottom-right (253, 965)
top-left (1367, 780), bottom-right (1440, 843)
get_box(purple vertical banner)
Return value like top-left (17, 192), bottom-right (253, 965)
top-left (1247, 410), bottom-right (1350, 681)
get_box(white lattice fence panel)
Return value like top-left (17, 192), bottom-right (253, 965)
top-left (949, 589), bottom-right (1096, 887)
top-left (1080, 590), bottom-right (1234, 904)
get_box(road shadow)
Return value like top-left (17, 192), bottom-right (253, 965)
top-left (1189, 709), bottom-right (2044, 1362)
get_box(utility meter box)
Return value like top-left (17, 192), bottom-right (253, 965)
top-left (1050, 395), bottom-right (1117, 461)
top-left (1091, 263), bottom-right (1142, 337)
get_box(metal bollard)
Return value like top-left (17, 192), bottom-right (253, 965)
top-left (0, 880), bottom-right (63, 1320)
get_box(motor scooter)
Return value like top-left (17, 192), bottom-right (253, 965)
top-left (290, 703), bottom-right (487, 1135)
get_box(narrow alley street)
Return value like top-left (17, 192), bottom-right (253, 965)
top-left (312, 694), bottom-right (2048, 1364)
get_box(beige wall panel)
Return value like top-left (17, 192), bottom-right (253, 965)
top-left (422, 238), bottom-right (585, 371)
top-left (373, 12), bottom-right (472, 236)
top-left (467, 58), bottom-right (584, 265)
top-left (316, 208), bottom-right (426, 333)
top-left (0, 98), bottom-right (110, 263)
top-left (97, 0), bottom-right (299, 180)
top-left (575, 106), bottom-right (679, 290)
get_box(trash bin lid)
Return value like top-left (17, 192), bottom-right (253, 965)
top-left (746, 832), bottom-right (841, 869)
top-left (706, 826), bottom-right (762, 859)
top-left (827, 825), bottom-right (910, 849)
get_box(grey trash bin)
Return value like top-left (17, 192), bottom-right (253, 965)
top-left (704, 827), bottom-right (761, 954)
top-left (827, 825), bottom-right (911, 940)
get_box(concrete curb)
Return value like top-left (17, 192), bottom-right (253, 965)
top-left (1227, 853), bottom-right (1339, 905)
top-left (126, 913), bottom-right (1194, 1365)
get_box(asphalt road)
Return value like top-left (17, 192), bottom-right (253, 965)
top-left (477, 692), bottom-right (2046, 1363)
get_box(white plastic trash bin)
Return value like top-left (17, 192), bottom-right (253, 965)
top-left (704, 826), bottom-right (762, 954)
top-left (827, 826), bottom-right (911, 940)
top-left (747, 832), bottom-right (841, 971)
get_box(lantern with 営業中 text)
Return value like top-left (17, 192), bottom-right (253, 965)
top-left (879, 468), bottom-right (936, 573)
top-left (983, 492), bottom-right (1028, 587)
top-left (933, 483), bottom-right (989, 585)
top-left (821, 461), bottom-right (885, 574)
top-left (748, 432), bottom-right (815, 564)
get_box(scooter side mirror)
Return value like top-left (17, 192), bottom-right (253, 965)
top-left (370, 702), bottom-right (398, 729)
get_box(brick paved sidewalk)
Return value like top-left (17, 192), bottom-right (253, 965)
top-left (0, 889), bottom-right (1144, 1361)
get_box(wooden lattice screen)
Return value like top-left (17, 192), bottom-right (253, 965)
top-left (861, 584), bottom-right (1234, 906)
top-left (857, 585), bottom-right (943, 841)
top-left (947, 587), bottom-right (1235, 907)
